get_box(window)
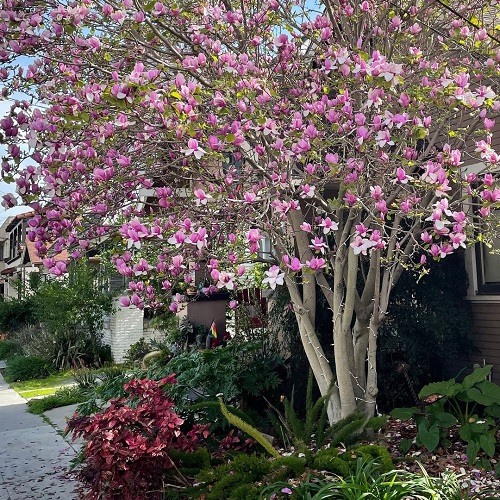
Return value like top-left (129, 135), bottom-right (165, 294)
top-left (475, 238), bottom-right (500, 294)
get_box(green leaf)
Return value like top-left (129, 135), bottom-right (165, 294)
top-left (431, 412), bottom-right (457, 428)
top-left (419, 379), bottom-right (456, 398)
top-left (462, 365), bottom-right (492, 389)
top-left (399, 438), bottom-right (413, 455)
top-left (466, 388), bottom-right (496, 406)
top-left (466, 440), bottom-right (480, 465)
top-left (418, 422), bottom-right (440, 452)
top-left (485, 404), bottom-right (500, 418)
top-left (390, 407), bottom-right (418, 420)
top-left (495, 462), bottom-right (500, 479)
top-left (480, 433), bottom-right (496, 457)
top-left (475, 380), bottom-right (500, 404)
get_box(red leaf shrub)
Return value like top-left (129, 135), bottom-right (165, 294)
top-left (68, 375), bottom-right (206, 500)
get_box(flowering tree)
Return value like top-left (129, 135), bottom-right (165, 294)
top-left (1, 0), bottom-right (500, 421)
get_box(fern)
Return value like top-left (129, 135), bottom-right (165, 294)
top-left (218, 397), bottom-right (280, 458)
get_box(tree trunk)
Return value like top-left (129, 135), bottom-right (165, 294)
top-left (333, 251), bottom-right (357, 418)
top-left (352, 314), bottom-right (370, 398)
top-left (286, 278), bottom-right (342, 423)
top-left (364, 251), bottom-right (381, 417)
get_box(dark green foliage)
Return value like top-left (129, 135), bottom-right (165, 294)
top-left (269, 370), bottom-right (333, 448)
top-left (328, 411), bottom-right (388, 448)
top-left (4, 355), bottom-right (53, 382)
top-left (229, 484), bottom-right (260, 500)
top-left (313, 445), bottom-right (392, 478)
top-left (219, 397), bottom-right (280, 458)
top-left (27, 386), bottom-right (88, 414)
top-left (392, 365), bottom-right (500, 468)
top-left (72, 368), bottom-right (99, 389)
top-left (124, 337), bottom-right (150, 364)
top-left (378, 252), bottom-right (474, 411)
top-left (144, 342), bottom-right (282, 429)
top-left (268, 456), bottom-right (307, 480)
top-left (168, 447), bottom-right (211, 471)
top-left (29, 261), bottom-right (113, 368)
top-left (75, 369), bottom-right (132, 416)
top-left (312, 448), bottom-right (352, 476)
top-left (354, 445), bottom-right (394, 473)
top-left (0, 339), bottom-right (21, 360)
top-left (196, 453), bottom-right (272, 500)
top-left (186, 400), bottom-right (258, 427)
top-left (0, 298), bottom-right (36, 332)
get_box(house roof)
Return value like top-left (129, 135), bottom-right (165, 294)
top-left (5, 211), bottom-right (34, 232)
top-left (0, 267), bottom-right (17, 276)
top-left (24, 238), bottom-right (69, 266)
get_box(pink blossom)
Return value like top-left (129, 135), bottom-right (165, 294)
top-left (310, 236), bottom-right (328, 254)
top-left (120, 296), bottom-right (131, 307)
top-left (181, 139), bottom-right (206, 159)
top-left (283, 255), bottom-right (303, 272)
top-left (193, 188), bottom-right (212, 205)
top-left (351, 236), bottom-right (375, 256)
top-left (262, 265), bottom-right (285, 290)
top-left (319, 217), bottom-right (338, 234)
top-left (306, 257), bottom-right (326, 270)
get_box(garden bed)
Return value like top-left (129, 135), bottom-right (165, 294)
top-left (383, 417), bottom-right (500, 494)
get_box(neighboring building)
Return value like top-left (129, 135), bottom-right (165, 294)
top-left (462, 121), bottom-right (500, 384)
top-left (0, 213), bottom-right (164, 363)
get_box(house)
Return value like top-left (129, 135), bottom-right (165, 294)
top-left (462, 121), bottom-right (500, 384)
top-left (0, 213), bottom-right (164, 363)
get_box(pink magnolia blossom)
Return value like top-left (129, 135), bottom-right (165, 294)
top-left (262, 266), bottom-right (285, 290)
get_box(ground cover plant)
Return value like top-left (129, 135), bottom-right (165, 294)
top-left (27, 386), bottom-right (89, 415)
top-left (9, 369), bottom-right (74, 398)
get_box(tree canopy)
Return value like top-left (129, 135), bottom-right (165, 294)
top-left (1, 0), bottom-right (500, 420)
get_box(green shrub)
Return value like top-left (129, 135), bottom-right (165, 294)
top-left (124, 337), bottom-right (150, 364)
top-left (312, 444), bottom-right (393, 477)
top-left (266, 456), bottom-right (307, 482)
top-left (196, 453), bottom-right (272, 499)
top-left (27, 386), bottom-right (88, 415)
top-left (354, 444), bottom-right (394, 473)
top-left (312, 448), bottom-right (352, 476)
top-left (0, 340), bottom-right (22, 360)
top-left (4, 356), bottom-right (53, 382)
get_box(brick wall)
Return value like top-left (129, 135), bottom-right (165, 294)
top-left (108, 298), bottom-right (145, 363)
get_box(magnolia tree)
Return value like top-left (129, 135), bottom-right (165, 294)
top-left (1, 0), bottom-right (500, 421)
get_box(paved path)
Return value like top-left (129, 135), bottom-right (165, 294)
top-left (0, 370), bottom-right (79, 499)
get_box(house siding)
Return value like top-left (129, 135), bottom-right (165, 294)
top-left (469, 301), bottom-right (500, 384)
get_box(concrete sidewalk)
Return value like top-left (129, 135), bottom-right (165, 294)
top-left (0, 370), bottom-right (79, 499)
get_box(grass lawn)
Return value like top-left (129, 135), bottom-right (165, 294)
top-left (9, 370), bottom-right (75, 399)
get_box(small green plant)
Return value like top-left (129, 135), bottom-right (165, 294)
top-left (4, 355), bottom-right (53, 382)
top-left (0, 339), bottom-right (22, 360)
top-left (391, 365), bottom-right (500, 466)
top-left (124, 337), bottom-right (151, 364)
top-left (71, 367), bottom-right (99, 389)
top-left (268, 370), bottom-right (333, 448)
top-left (27, 386), bottom-right (88, 415)
top-left (328, 411), bottom-right (388, 448)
